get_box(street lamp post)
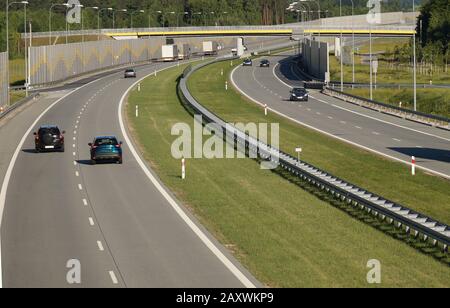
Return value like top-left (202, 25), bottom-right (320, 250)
top-left (349, 0), bottom-right (355, 85)
top-left (113, 9), bottom-right (128, 29)
top-left (49, 3), bottom-right (70, 46)
top-left (83, 6), bottom-right (99, 42)
top-left (192, 12), bottom-right (202, 26)
top-left (177, 12), bottom-right (189, 28)
top-left (340, 0), bottom-right (344, 91)
top-left (131, 10), bottom-right (145, 28)
top-left (148, 11), bottom-right (162, 28)
top-left (412, 1), bottom-right (417, 111)
top-left (98, 8), bottom-right (112, 40)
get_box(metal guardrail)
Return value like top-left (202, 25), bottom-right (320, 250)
top-left (178, 55), bottom-right (450, 252)
top-left (323, 87), bottom-right (450, 131)
top-left (0, 93), bottom-right (40, 121)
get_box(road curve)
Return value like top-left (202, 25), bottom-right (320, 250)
top-left (1, 61), bottom-right (259, 288)
top-left (231, 52), bottom-right (450, 179)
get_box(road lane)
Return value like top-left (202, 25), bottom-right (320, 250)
top-left (231, 53), bottom-right (450, 178)
top-left (2, 61), bottom-right (259, 287)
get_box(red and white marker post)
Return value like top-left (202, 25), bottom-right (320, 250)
top-left (182, 158), bottom-right (186, 180)
top-left (411, 156), bottom-right (416, 176)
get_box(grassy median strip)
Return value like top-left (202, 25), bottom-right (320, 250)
top-left (126, 62), bottom-right (450, 287)
top-left (188, 60), bottom-right (450, 226)
top-left (344, 87), bottom-right (450, 119)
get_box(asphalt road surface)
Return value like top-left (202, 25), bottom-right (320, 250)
top-left (1, 61), bottom-right (259, 288)
top-left (231, 52), bottom-right (450, 179)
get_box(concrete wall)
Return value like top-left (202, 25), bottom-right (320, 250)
top-left (301, 38), bottom-right (329, 80)
top-left (0, 52), bottom-right (8, 109)
top-left (29, 37), bottom-right (165, 86)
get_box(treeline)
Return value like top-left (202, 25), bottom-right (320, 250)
top-left (387, 0), bottom-right (449, 69)
top-left (0, 0), bottom-right (423, 58)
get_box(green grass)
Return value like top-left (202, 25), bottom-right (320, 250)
top-left (188, 60), bottom-right (450, 226)
top-left (344, 88), bottom-right (450, 118)
top-left (126, 62), bottom-right (450, 287)
top-left (357, 38), bottom-right (409, 54)
top-left (329, 56), bottom-right (450, 85)
top-left (10, 91), bottom-right (26, 105)
top-left (9, 58), bottom-right (25, 86)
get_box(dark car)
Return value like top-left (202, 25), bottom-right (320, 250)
top-left (89, 136), bottom-right (123, 165)
top-left (124, 69), bottom-right (137, 78)
top-left (243, 59), bottom-right (253, 66)
top-left (290, 88), bottom-right (309, 102)
top-left (260, 59), bottom-right (270, 67)
top-left (34, 125), bottom-right (65, 152)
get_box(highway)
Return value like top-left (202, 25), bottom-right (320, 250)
top-left (231, 52), bottom-right (450, 179)
top-left (0, 61), bottom-right (259, 288)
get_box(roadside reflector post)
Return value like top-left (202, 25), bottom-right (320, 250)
top-left (295, 147), bottom-right (302, 162)
top-left (221, 68), bottom-right (223, 76)
top-left (138, 83), bottom-right (141, 92)
top-left (399, 101), bottom-right (402, 108)
top-left (264, 104), bottom-right (268, 116)
top-left (182, 158), bottom-right (186, 180)
top-left (225, 81), bottom-right (228, 91)
top-left (231, 60), bottom-right (233, 66)
top-left (135, 105), bottom-right (139, 118)
top-left (411, 156), bottom-right (416, 176)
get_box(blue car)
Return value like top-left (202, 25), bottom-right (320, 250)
top-left (89, 136), bottom-right (123, 165)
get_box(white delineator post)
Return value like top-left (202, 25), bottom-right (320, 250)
top-left (135, 105), bottom-right (139, 118)
top-left (295, 148), bottom-right (302, 162)
top-left (225, 81), bottom-right (228, 91)
top-left (221, 69), bottom-right (224, 76)
top-left (182, 158), bottom-right (186, 180)
top-left (264, 104), bottom-right (268, 116)
top-left (138, 83), bottom-right (141, 92)
top-left (411, 156), bottom-right (416, 176)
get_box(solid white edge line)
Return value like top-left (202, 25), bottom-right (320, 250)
top-left (0, 75), bottom-right (107, 288)
top-left (274, 62), bottom-right (450, 143)
top-left (118, 63), bottom-right (256, 289)
top-left (231, 64), bottom-right (450, 180)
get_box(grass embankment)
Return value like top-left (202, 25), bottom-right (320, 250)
top-left (329, 38), bottom-right (450, 85)
top-left (344, 87), bottom-right (450, 118)
top-left (189, 60), bottom-right (450, 226)
top-left (127, 62), bottom-right (450, 287)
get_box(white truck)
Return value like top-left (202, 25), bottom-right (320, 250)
top-left (178, 44), bottom-right (191, 60)
top-left (161, 45), bottom-right (178, 62)
top-left (202, 41), bottom-right (218, 56)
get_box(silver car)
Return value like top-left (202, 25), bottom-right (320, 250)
top-left (124, 69), bottom-right (137, 78)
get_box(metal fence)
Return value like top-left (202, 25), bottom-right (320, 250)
top-left (0, 52), bottom-right (8, 110)
top-left (29, 38), bottom-right (164, 85)
top-left (178, 56), bottom-right (450, 253)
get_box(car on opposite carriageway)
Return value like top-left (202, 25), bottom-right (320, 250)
top-left (289, 87), bottom-right (309, 102)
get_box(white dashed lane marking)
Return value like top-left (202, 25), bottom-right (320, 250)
top-left (82, 199), bottom-right (88, 206)
top-left (372, 132), bottom-right (380, 135)
top-left (88, 217), bottom-right (95, 226)
top-left (97, 241), bottom-right (104, 252)
top-left (78, 184), bottom-right (83, 191)
top-left (109, 271), bottom-right (119, 284)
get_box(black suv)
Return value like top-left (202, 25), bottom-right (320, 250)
top-left (34, 125), bottom-right (65, 152)
top-left (290, 88), bottom-right (309, 102)
top-left (260, 59), bottom-right (270, 67)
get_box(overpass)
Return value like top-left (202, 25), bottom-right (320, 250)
top-left (22, 11), bottom-right (416, 41)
